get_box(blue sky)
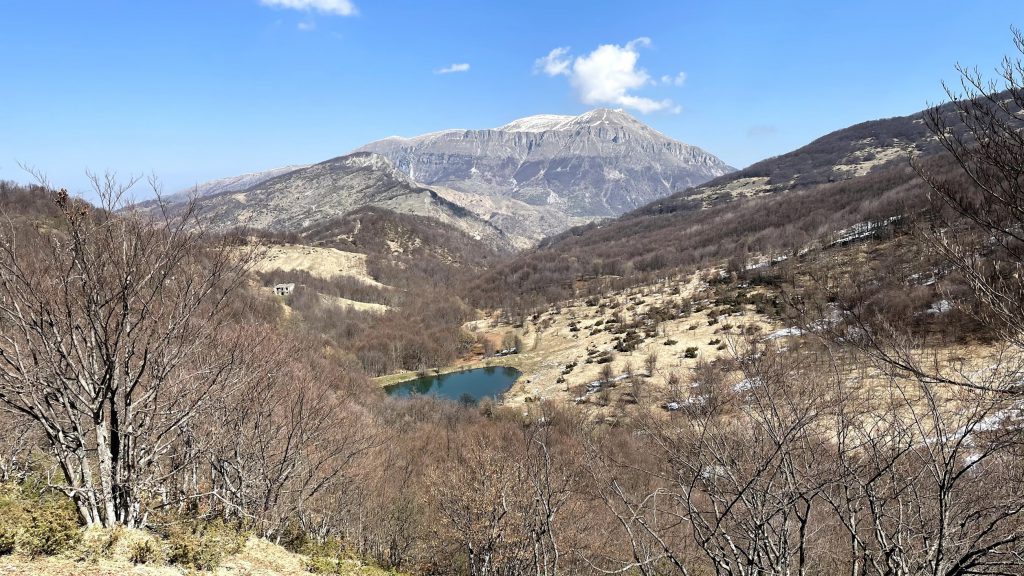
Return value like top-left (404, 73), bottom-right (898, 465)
top-left (0, 1), bottom-right (1019, 197)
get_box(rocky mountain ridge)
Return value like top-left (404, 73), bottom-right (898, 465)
top-left (152, 108), bottom-right (733, 247)
top-left (356, 108), bottom-right (733, 238)
top-left (179, 152), bottom-right (515, 251)
top-left (157, 164), bottom-right (309, 205)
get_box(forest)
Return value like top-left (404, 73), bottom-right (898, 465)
top-left (0, 31), bottom-right (1023, 576)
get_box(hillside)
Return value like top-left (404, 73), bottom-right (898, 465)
top-left (151, 164), bottom-right (309, 206)
top-left (358, 108), bottom-right (733, 239)
top-left (465, 99), bottom-right (970, 310)
top-left (149, 152), bottom-right (516, 252)
top-left (245, 206), bottom-right (506, 376)
top-left (7, 5), bottom-right (1024, 574)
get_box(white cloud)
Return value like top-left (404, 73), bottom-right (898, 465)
top-left (535, 38), bottom-right (680, 114)
top-left (296, 20), bottom-right (316, 31)
top-left (436, 63), bottom-right (470, 74)
top-left (259, 0), bottom-right (356, 16)
top-left (534, 47), bottom-right (571, 77)
top-left (660, 72), bottom-right (686, 86)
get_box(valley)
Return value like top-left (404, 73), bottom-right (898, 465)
top-left (376, 270), bottom-right (782, 409)
top-left (3, 10), bottom-right (1024, 574)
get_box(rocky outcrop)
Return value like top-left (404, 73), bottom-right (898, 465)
top-left (356, 108), bottom-right (733, 239)
top-left (179, 153), bottom-right (515, 251)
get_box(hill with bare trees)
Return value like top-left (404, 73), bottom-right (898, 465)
top-left (3, 33), bottom-right (1024, 576)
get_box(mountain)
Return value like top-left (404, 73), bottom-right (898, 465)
top-left (356, 108), bottom-right (734, 240)
top-left (467, 101), bottom-right (960, 308)
top-left (156, 164), bottom-right (308, 205)
top-left (684, 110), bottom-right (940, 205)
top-left (168, 152), bottom-right (516, 252)
top-left (149, 109), bottom-right (731, 247)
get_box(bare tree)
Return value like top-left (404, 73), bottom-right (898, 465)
top-left (521, 403), bottom-right (581, 576)
top-left (666, 372), bottom-right (682, 402)
top-left (0, 177), bottom-right (254, 527)
top-left (821, 347), bottom-right (1024, 575)
top-left (643, 352), bottom-right (658, 377)
top-left (917, 27), bottom-right (1024, 356)
top-left (430, 428), bottom-right (532, 576)
top-left (204, 340), bottom-right (379, 540)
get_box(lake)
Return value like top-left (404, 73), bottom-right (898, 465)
top-left (385, 366), bottom-right (522, 403)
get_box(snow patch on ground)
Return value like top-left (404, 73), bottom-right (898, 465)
top-left (766, 327), bottom-right (804, 340)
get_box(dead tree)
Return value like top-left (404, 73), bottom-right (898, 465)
top-left (589, 345), bottom-right (837, 575)
top-left (917, 28), bottom-right (1024, 355)
top-left (823, 354), bottom-right (1024, 575)
top-left (0, 176), bottom-right (254, 528)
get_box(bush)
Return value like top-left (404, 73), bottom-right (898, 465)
top-left (166, 520), bottom-right (246, 571)
top-left (78, 526), bottom-right (164, 565)
top-left (128, 538), bottom-right (160, 565)
top-left (684, 347), bottom-right (699, 359)
top-left (302, 537), bottom-right (347, 574)
top-left (307, 555), bottom-right (341, 573)
top-left (0, 483), bottom-right (81, 558)
top-left (0, 524), bottom-right (14, 556)
top-left (79, 527), bottom-right (122, 562)
top-left (167, 529), bottom-right (213, 570)
top-left (21, 501), bottom-right (80, 558)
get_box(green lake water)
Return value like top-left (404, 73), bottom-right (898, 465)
top-left (385, 366), bottom-right (521, 403)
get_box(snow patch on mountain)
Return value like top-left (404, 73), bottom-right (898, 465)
top-left (497, 114), bottom-right (576, 132)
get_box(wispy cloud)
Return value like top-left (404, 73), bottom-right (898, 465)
top-left (259, 0), bottom-right (356, 16)
top-left (296, 20), bottom-right (316, 31)
top-left (659, 72), bottom-right (686, 86)
top-left (535, 47), bottom-right (572, 77)
top-left (534, 38), bottom-right (680, 114)
top-left (436, 63), bottom-right (471, 74)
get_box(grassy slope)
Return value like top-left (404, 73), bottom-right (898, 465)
top-left (0, 535), bottom-right (404, 576)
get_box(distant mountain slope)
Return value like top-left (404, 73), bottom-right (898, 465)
top-left (298, 206), bottom-right (506, 265)
top-left (172, 152), bottom-right (516, 252)
top-left (466, 100), bottom-right (967, 308)
top-left (156, 164), bottom-right (308, 205)
top-left (356, 108), bottom-right (733, 239)
top-left (153, 109), bottom-right (729, 246)
top-left (680, 110), bottom-right (941, 207)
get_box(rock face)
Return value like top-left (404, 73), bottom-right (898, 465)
top-left (356, 108), bottom-right (733, 238)
top-left (159, 165), bottom-right (308, 204)
top-left (157, 108), bottom-right (731, 248)
top-left (184, 152), bottom-right (515, 252)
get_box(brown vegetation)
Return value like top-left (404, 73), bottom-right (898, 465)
top-left (3, 32), bottom-right (1024, 576)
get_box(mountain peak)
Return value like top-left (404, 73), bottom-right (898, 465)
top-left (495, 109), bottom-right (638, 133)
top-left (576, 107), bottom-right (631, 120)
top-left (496, 114), bottom-right (575, 133)
top-left (357, 108), bottom-right (733, 235)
